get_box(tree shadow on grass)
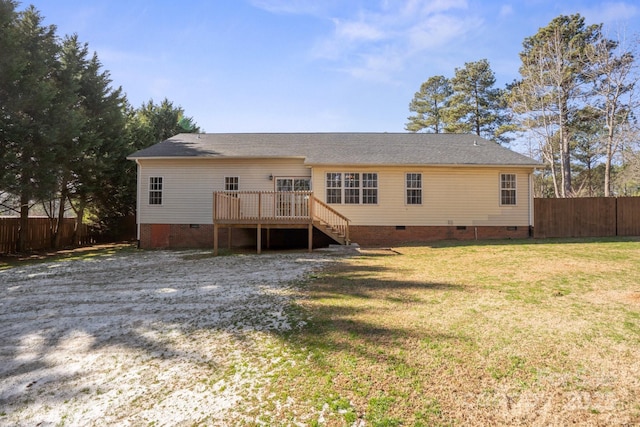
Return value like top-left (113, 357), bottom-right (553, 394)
top-left (404, 236), bottom-right (640, 250)
top-left (0, 247), bottom-right (352, 421)
top-left (284, 253), bottom-right (469, 366)
top-left (264, 253), bottom-right (483, 424)
top-left (0, 245), bottom-right (481, 424)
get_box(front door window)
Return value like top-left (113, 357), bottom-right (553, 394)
top-left (276, 178), bottom-right (311, 191)
top-left (275, 178), bottom-right (311, 217)
top-left (276, 178), bottom-right (293, 192)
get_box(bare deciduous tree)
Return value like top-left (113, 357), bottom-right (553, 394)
top-left (583, 31), bottom-right (639, 196)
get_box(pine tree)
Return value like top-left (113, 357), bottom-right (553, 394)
top-left (446, 59), bottom-right (508, 142)
top-left (0, 5), bottom-right (60, 250)
top-left (405, 75), bottom-right (452, 133)
top-left (510, 14), bottom-right (602, 197)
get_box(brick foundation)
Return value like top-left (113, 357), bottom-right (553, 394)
top-left (140, 224), bottom-right (214, 249)
top-left (349, 225), bottom-right (531, 247)
top-left (140, 223), bottom-right (531, 249)
top-left (139, 224), bottom-right (335, 249)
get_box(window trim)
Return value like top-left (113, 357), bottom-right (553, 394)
top-left (344, 173), bottom-right (360, 204)
top-left (275, 177), bottom-right (311, 192)
top-left (148, 176), bottom-right (163, 206)
top-left (326, 172), bottom-right (342, 204)
top-left (405, 172), bottom-right (422, 205)
top-left (500, 173), bottom-right (517, 206)
top-left (225, 176), bottom-right (239, 192)
top-left (325, 172), bottom-right (378, 205)
top-left (361, 172), bottom-right (378, 205)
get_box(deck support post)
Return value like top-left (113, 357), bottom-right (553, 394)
top-left (257, 224), bottom-right (262, 254)
top-left (213, 223), bottom-right (219, 256)
top-left (212, 190), bottom-right (349, 254)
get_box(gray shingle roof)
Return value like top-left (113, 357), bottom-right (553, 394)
top-left (127, 133), bottom-right (541, 167)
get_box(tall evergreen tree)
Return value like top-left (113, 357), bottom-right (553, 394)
top-left (74, 51), bottom-right (127, 238)
top-left (0, 3), bottom-right (202, 249)
top-left (446, 59), bottom-right (508, 143)
top-left (510, 14), bottom-right (602, 197)
top-left (92, 99), bottom-right (200, 236)
top-left (50, 35), bottom-right (128, 246)
top-left (571, 106), bottom-right (606, 196)
top-left (132, 98), bottom-right (201, 144)
top-left (47, 34), bottom-right (91, 246)
top-left (0, 5), bottom-right (60, 250)
top-left (583, 32), bottom-right (638, 196)
top-left (405, 75), bottom-right (452, 133)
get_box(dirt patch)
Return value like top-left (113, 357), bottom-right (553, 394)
top-left (626, 292), bottom-right (640, 304)
top-left (356, 247), bottom-right (401, 256)
top-left (0, 248), bottom-right (344, 426)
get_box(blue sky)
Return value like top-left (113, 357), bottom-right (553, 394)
top-left (25, 0), bottom-right (640, 136)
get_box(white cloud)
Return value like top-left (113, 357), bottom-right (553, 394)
top-left (576, 1), bottom-right (638, 29)
top-left (94, 47), bottom-right (154, 64)
top-left (340, 46), bottom-right (407, 83)
top-left (594, 1), bottom-right (638, 23)
top-left (308, 1), bottom-right (478, 82)
top-left (333, 19), bottom-right (386, 42)
top-left (407, 13), bottom-right (479, 52)
top-left (499, 4), bottom-right (514, 18)
top-left (251, 0), bottom-right (481, 83)
top-left (248, 0), bottom-right (326, 15)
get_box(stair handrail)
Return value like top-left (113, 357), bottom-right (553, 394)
top-left (312, 197), bottom-right (350, 244)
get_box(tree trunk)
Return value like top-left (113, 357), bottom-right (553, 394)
top-left (550, 161), bottom-right (560, 198)
top-left (53, 174), bottom-right (69, 249)
top-left (561, 136), bottom-right (572, 197)
top-left (17, 192), bottom-right (30, 252)
top-left (541, 136), bottom-right (561, 198)
top-left (71, 199), bottom-right (86, 245)
top-left (604, 127), bottom-right (615, 197)
top-left (558, 91), bottom-right (572, 198)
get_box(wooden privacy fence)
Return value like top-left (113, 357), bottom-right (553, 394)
top-left (534, 197), bottom-right (640, 238)
top-left (0, 217), bottom-right (94, 254)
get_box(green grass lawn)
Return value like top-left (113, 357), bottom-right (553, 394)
top-left (260, 238), bottom-right (640, 426)
top-left (4, 238), bottom-right (638, 425)
top-left (0, 243), bottom-right (136, 271)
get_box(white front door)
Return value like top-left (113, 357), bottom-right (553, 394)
top-left (275, 178), bottom-right (311, 217)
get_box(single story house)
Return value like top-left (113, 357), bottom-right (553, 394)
top-left (127, 133), bottom-right (541, 251)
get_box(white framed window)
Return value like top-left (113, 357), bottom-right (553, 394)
top-left (326, 173), bottom-right (342, 204)
top-left (294, 178), bottom-right (311, 191)
top-left (276, 177), bottom-right (311, 192)
top-left (500, 173), bottom-right (517, 205)
top-left (325, 172), bottom-right (378, 204)
top-left (149, 177), bottom-right (163, 205)
top-left (362, 173), bottom-right (378, 204)
top-left (344, 173), bottom-right (360, 204)
top-left (225, 176), bottom-right (239, 191)
top-left (406, 173), bottom-right (422, 205)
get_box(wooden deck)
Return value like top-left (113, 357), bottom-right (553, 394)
top-left (213, 191), bottom-right (350, 254)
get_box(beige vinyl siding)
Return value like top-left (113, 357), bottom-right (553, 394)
top-left (137, 158), bottom-right (310, 224)
top-left (311, 166), bottom-right (533, 226)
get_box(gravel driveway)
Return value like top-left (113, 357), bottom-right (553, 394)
top-left (0, 248), bottom-right (343, 426)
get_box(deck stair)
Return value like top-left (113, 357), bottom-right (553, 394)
top-left (313, 219), bottom-right (347, 245)
top-left (311, 197), bottom-right (350, 245)
top-left (213, 191), bottom-right (350, 253)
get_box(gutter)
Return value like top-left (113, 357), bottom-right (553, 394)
top-left (126, 155), bottom-right (307, 161)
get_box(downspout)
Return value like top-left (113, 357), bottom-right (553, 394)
top-left (136, 159), bottom-right (141, 246)
top-left (528, 172), bottom-right (533, 237)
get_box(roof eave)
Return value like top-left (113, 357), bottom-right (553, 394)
top-left (304, 162), bottom-right (542, 168)
top-left (128, 155), bottom-right (307, 161)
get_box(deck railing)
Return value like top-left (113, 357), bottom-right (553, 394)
top-left (312, 198), bottom-right (350, 243)
top-left (213, 191), bottom-right (350, 243)
top-left (214, 191), bottom-right (313, 223)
